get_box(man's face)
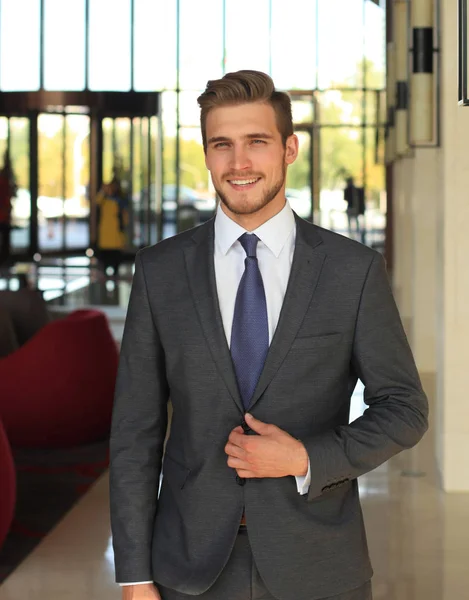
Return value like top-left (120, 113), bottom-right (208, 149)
top-left (204, 102), bottom-right (298, 216)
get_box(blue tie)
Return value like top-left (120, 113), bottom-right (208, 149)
top-left (230, 233), bottom-right (269, 410)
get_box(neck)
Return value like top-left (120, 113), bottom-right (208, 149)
top-left (220, 197), bottom-right (287, 231)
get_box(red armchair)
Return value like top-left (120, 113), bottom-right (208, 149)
top-left (0, 310), bottom-right (119, 448)
top-left (0, 417), bottom-right (15, 549)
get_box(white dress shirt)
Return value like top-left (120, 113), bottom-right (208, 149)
top-left (121, 200), bottom-right (311, 586)
top-left (214, 201), bottom-right (311, 495)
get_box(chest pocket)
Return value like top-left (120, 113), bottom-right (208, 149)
top-left (290, 332), bottom-right (342, 351)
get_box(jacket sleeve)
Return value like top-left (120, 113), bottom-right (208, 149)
top-left (109, 250), bottom-right (169, 582)
top-left (300, 252), bottom-right (429, 502)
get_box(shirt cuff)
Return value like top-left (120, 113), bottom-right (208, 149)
top-left (295, 457), bottom-right (311, 495)
top-left (119, 581), bottom-right (153, 586)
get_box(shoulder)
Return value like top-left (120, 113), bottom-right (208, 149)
top-left (297, 216), bottom-right (379, 264)
top-left (318, 226), bottom-right (377, 259)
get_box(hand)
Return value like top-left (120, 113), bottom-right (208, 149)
top-left (122, 583), bottom-right (161, 599)
top-left (224, 413), bottom-right (308, 478)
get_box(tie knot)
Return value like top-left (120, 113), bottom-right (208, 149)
top-left (238, 233), bottom-right (259, 258)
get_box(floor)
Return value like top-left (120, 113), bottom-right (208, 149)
top-left (0, 377), bottom-right (467, 600)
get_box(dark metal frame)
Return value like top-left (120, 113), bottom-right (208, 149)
top-left (459, 0), bottom-right (469, 105)
top-left (408, 0), bottom-right (441, 145)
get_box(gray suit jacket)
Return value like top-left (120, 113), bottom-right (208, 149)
top-left (109, 213), bottom-right (428, 600)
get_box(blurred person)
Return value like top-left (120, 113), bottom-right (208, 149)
top-left (110, 71), bottom-right (428, 600)
top-left (96, 175), bottom-right (129, 277)
top-left (0, 154), bottom-right (16, 265)
top-left (344, 176), bottom-right (359, 240)
top-left (344, 176), bottom-right (366, 244)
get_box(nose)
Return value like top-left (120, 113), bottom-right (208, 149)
top-left (229, 145), bottom-right (252, 171)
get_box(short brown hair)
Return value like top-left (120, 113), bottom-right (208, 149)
top-left (197, 70), bottom-right (293, 152)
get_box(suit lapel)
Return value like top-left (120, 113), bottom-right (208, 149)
top-left (183, 219), bottom-right (245, 415)
top-left (248, 213), bottom-right (325, 411)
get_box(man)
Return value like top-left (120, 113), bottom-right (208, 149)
top-left (0, 154), bottom-right (16, 264)
top-left (344, 176), bottom-right (365, 243)
top-left (110, 70), bottom-right (428, 600)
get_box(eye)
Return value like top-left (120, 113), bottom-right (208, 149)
top-left (214, 142), bottom-right (229, 148)
top-left (251, 139), bottom-right (267, 145)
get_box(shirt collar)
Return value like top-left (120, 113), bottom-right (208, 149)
top-left (214, 200), bottom-right (295, 258)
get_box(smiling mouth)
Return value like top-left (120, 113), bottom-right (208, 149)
top-left (227, 177), bottom-right (261, 191)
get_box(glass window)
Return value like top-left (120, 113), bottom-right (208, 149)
top-left (317, 0), bottom-right (364, 89)
top-left (162, 91), bottom-right (177, 186)
top-left (365, 90), bottom-right (380, 126)
top-left (320, 126), bottom-right (364, 191)
top-left (179, 91), bottom-right (204, 128)
top-left (179, 126), bottom-right (215, 230)
top-left (149, 116), bottom-right (159, 244)
top-left (0, 119), bottom-right (7, 161)
top-left (365, 126), bottom-right (385, 204)
top-left (364, 126), bottom-right (386, 247)
top-left (65, 115), bottom-right (90, 249)
top-left (115, 118), bottom-right (132, 182)
top-left (9, 118), bottom-right (30, 253)
top-left (378, 90), bottom-right (386, 125)
top-left (224, 0), bottom-right (270, 74)
top-left (0, 0), bottom-right (41, 91)
top-left (291, 96), bottom-right (315, 125)
top-left (271, 0), bottom-right (317, 90)
top-left (38, 113), bottom-right (65, 250)
top-left (179, 0), bottom-right (223, 90)
top-left (319, 125), bottom-right (364, 235)
top-left (317, 90), bottom-right (364, 125)
top-left (132, 117), bottom-right (143, 247)
top-left (89, 0), bottom-right (131, 91)
top-left (44, 0), bottom-right (86, 90)
top-left (44, 0), bottom-right (85, 90)
top-left (102, 118), bottom-right (114, 183)
top-left (139, 117), bottom-right (150, 244)
top-left (286, 131), bottom-right (312, 220)
top-left (364, 0), bottom-right (385, 90)
top-left (161, 92), bottom-right (177, 237)
top-left (134, 0), bottom-right (177, 91)
top-left (179, 127), bottom-right (207, 192)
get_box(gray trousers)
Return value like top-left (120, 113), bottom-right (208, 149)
top-left (156, 528), bottom-right (373, 600)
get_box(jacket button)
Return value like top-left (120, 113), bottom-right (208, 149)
top-left (236, 475), bottom-right (246, 486)
top-left (241, 420), bottom-right (252, 434)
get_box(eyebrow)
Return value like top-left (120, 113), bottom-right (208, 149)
top-left (207, 133), bottom-right (275, 145)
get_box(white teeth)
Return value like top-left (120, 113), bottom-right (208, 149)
top-left (229, 178), bottom-right (258, 185)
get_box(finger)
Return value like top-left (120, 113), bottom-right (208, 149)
top-left (229, 430), bottom-right (246, 447)
top-left (227, 456), bottom-right (246, 469)
top-left (236, 469), bottom-right (257, 478)
top-left (224, 442), bottom-right (245, 458)
top-left (244, 414), bottom-right (272, 435)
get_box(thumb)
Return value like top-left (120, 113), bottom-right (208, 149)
top-left (245, 413), bottom-right (271, 435)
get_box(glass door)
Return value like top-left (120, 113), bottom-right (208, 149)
top-left (9, 118), bottom-right (30, 254)
top-left (65, 115), bottom-right (90, 249)
top-left (0, 117), bottom-right (31, 257)
top-left (38, 111), bottom-right (90, 253)
top-left (101, 115), bottom-right (155, 250)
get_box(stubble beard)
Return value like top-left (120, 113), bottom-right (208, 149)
top-left (215, 162), bottom-right (287, 216)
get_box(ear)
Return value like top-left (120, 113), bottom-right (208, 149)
top-left (285, 134), bottom-right (299, 166)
